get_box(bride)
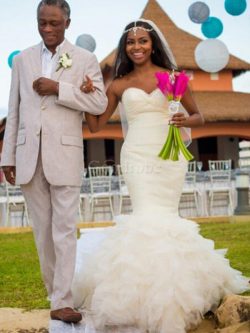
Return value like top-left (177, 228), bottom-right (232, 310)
top-left (73, 19), bottom-right (249, 333)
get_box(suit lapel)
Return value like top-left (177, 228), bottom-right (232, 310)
top-left (52, 39), bottom-right (75, 82)
top-left (30, 42), bottom-right (43, 79)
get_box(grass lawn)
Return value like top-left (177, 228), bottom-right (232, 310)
top-left (0, 221), bottom-right (249, 309)
top-left (0, 232), bottom-right (49, 309)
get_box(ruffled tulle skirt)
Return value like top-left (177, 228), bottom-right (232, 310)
top-left (72, 214), bottom-right (249, 333)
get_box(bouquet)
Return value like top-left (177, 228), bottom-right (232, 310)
top-left (155, 70), bottom-right (194, 161)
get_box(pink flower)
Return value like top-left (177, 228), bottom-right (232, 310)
top-left (156, 70), bottom-right (192, 161)
top-left (173, 71), bottom-right (189, 101)
top-left (155, 72), bottom-right (174, 100)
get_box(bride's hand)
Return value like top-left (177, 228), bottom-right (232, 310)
top-left (80, 75), bottom-right (96, 93)
top-left (170, 112), bottom-right (187, 128)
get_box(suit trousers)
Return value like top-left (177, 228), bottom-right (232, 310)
top-left (21, 148), bottom-right (80, 310)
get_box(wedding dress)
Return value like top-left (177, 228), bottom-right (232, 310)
top-left (72, 88), bottom-right (249, 333)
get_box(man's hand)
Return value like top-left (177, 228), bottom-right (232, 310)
top-left (33, 77), bottom-right (59, 96)
top-left (2, 166), bottom-right (16, 185)
top-left (80, 75), bottom-right (96, 93)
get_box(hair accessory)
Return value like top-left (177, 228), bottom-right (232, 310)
top-left (123, 21), bottom-right (153, 36)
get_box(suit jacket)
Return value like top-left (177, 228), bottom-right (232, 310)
top-left (1, 39), bottom-right (108, 186)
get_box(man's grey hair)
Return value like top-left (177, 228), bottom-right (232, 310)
top-left (37, 0), bottom-right (71, 19)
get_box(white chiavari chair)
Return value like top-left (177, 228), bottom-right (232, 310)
top-left (78, 168), bottom-right (88, 221)
top-left (5, 182), bottom-right (29, 226)
top-left (207, 159), bottom-right (233, 215)
top-left (179, 161), bottom-right (201, 217)
top-left (88, 166), bottom-right (114, 220)
top-left (0, 179), bottom-right (7, 226)
top-left (116, 165), bottom-right (132, 214)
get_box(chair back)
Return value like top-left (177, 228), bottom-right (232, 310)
top-left (0, 180), bottom-right (7, 204)
top-left (81, 168), bottom-right (87, 178)
top-left (208, 160), bottom-right (232, 188)
top-left (4, 182), bottom-right (29, 226)
top-left (79, 168), bottom-right (88, 193)
top-left (116, 165), bottom-right (129, 195)
top-left (88, 166), bottom-right (113, 194)
top-left (185, 161), bottom-right (197, 186)
top-left (6, 183), bottom-right (24, 202)
top-left (188, 161), bottom-right (196, 173)
top-left (208, 160), bottom-right (231, 171)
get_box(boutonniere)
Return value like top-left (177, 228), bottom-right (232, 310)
top-left (56, 53), bottom-right (72, 71)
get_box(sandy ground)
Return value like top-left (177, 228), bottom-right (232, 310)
top-left (0, 308), bottom-right (216, 333)
top-left (0, 308), bottom-right (49, 332)
top-left (1, 308), bottom-right (250, 333)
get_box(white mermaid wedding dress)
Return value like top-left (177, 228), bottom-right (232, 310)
top-left (72, 88), bottom-right (249, 333)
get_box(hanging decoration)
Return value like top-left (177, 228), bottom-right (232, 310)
top-left (7, 50), bottom-right (21, 68)
top-left (188, 1), bottom-right (210, 23)
top-left (194, 39), bottom-right (230, 73)
top-left (75, 34), bottom-right (96, 52)
top-left (201, 16), bottom-right (223, 38)
top-left (224, 0), bottom-right (247, 16)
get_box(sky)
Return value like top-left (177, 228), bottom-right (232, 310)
top-left (0, 0), bottom-right (250, 117)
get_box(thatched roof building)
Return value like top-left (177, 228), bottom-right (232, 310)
top-left (193, 91), bottom-right (250, 122)
top-left (101, 0), bottom-right (250, 75)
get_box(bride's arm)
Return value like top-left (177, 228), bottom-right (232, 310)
top-left (85, 83), bottom-right (119, 133)
top-left (171, 85), bottom-right (204, 128)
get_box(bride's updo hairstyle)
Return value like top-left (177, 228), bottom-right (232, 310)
top-left (113, 20), bottom-right (177, 79)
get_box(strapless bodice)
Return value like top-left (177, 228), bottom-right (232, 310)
top-left (122, 87), bottom-right (169, 124)
top-left (121, 87), bottom-right (170, 145)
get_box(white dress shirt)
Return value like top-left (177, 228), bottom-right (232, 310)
top-left (41, 40), bottom-right (65, 78)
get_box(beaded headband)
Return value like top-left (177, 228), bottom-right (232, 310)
top-left (123, 21), bottom-right (154, 36)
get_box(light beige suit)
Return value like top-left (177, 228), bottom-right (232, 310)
top-left (1, 39), bottom-right (107, 310)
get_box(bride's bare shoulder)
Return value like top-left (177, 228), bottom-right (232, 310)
top-left (109, 76), bottom-right (133, 99)
top-left (154, 66), bottom-right (173, 74)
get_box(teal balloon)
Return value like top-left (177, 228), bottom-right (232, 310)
top-left (224, 0), bottom-right (247, 16)
top-left (8, 50), bottom-right (21, 68)
top-left (201, 17), bottom-right (223, 38)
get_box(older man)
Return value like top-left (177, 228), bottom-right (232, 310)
top-left (1, 0), bottom-right (107, 323)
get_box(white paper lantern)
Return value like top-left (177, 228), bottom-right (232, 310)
top-left (188, 1), bottom-right (210, 23)
top-left (75, 34), bottom-right (96, 52)
top-left (194, 39), bottom-right (229, 73)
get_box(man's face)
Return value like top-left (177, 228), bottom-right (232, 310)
top-left (37, 5), bottom-right (70, 52)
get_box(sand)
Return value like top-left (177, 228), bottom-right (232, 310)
top-left (0, 308), bottom-right (216, 333)
top-left (1, 308), bottom-right (249, 333)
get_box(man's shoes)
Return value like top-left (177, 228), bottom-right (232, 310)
top-left (50, 307), bottom-right (82, 323)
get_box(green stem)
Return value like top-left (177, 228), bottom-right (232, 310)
top-left (172, 127), bottom-right (180, 161)
top-left (174, 127), bottom-right (194, 161)
top-left (158, 125), bottom-right (174, 160)
top-left (159, 125), bottom-right (194, 161)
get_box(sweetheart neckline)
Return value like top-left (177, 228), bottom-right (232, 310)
top-left (121, 87), bottom-right (160, 101)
